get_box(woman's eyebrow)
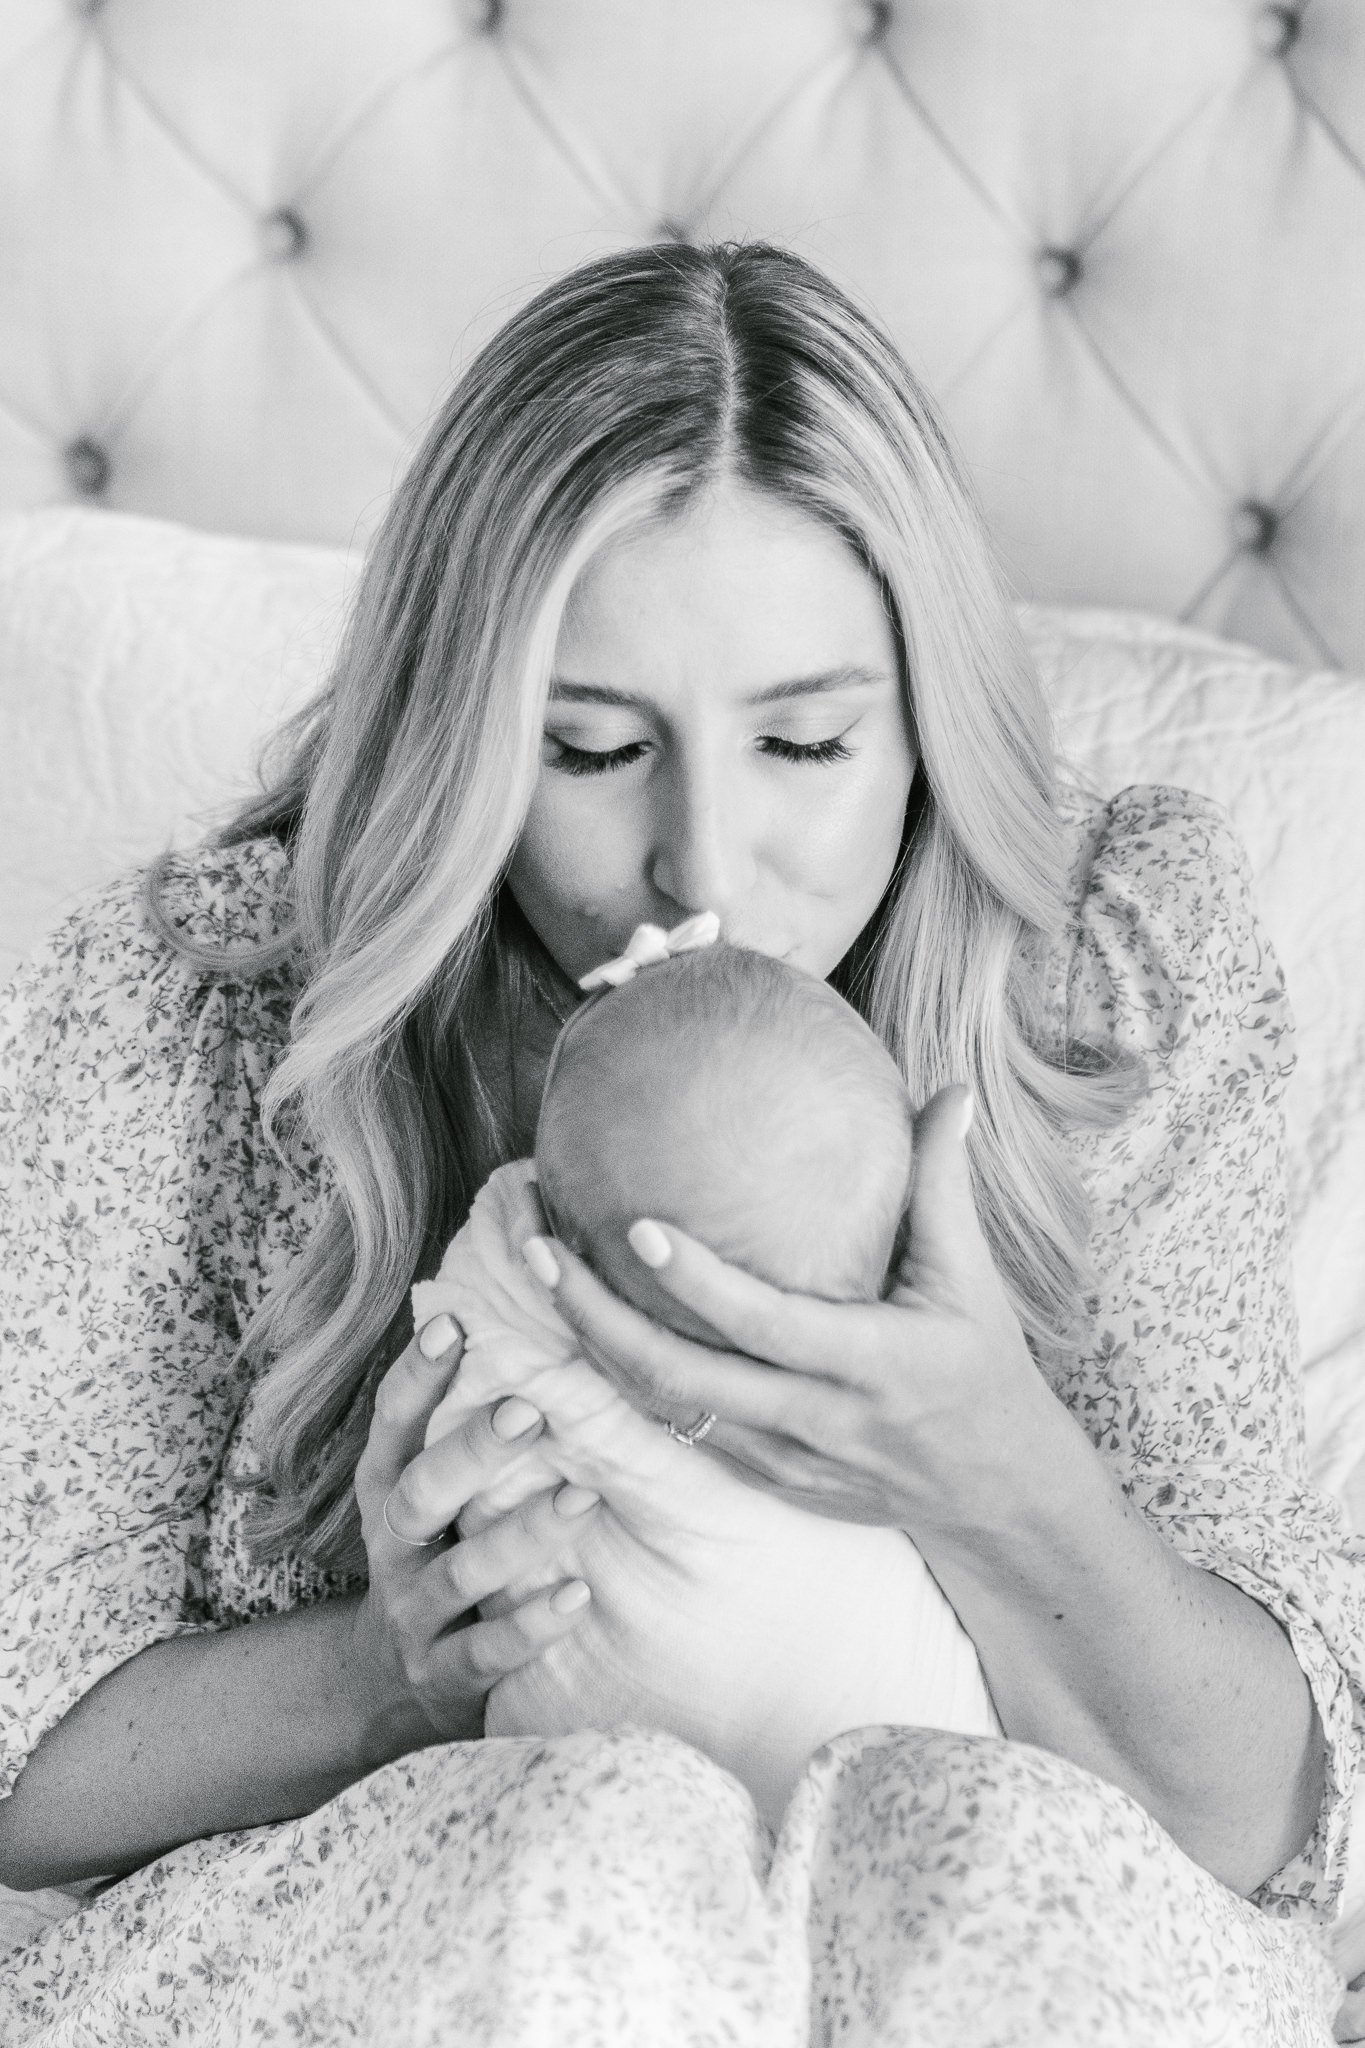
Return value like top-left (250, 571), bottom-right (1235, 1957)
top-left (746, 665), bottom-right (893, 706)
top-left (548, 664), bottom-right (894, 710)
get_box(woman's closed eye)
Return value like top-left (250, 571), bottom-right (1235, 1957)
top-left (544, 731), bottom-right (855, 777)
top-left (758, 733), bottom-right (853, 766)
top-left (546, 737), bottom-right (649, 777)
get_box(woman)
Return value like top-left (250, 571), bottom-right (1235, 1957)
top-left (0, 240), bottom-right (1357, 2044)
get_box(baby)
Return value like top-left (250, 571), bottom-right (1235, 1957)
top-left (411, 931), bottom-right (999, 1827)
top-left (536, 935), bottom-right (913, 1335)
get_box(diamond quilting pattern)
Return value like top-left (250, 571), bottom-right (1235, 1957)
top-left (0, 0), bottom-right (1361, 670)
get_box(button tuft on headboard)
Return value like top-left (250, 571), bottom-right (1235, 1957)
top-left (1230, 500), bottom-right (1279, 555)
top-left (71, 0), bottom-right (106, 17)
top-left (1253, 5), bottom-right (1300, 56)
top-left (655, 218), bottom-right (692, 244)
top-left (850, 0), bottom-right (892, 45)
top-left (260, 209), bottom-right (309, 263)
top-left (1037, 247), bottom-right (1083, 298)
top-left (64, 438), bottom-right (110, 498)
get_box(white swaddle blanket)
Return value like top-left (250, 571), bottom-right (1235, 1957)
top-left (412, 1160), bottom-right (1001, 1826)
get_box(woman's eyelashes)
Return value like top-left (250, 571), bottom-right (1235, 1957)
top-left (544, 730), bottom-right (856, 777)
top-left (546, 737), bottom-right (649, 777)
top-left (758, 733), bottom-right (854, 766)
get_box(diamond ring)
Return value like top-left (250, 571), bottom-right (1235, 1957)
top-left (664, 1409), bottom-right (718, 1447)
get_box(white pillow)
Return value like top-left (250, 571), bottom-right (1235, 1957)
top-left (0, 507), bottom-right (356, 978)
top-left (1, 508), bottom-right (1361, 1517)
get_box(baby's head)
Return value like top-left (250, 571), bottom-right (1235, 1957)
top-left (534, 945), bottom-right (913, 1338)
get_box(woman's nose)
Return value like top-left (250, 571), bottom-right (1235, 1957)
top-left (648, 762), bottom-right (758, 919)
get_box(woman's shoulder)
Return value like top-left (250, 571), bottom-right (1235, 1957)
top-left (1, 836), bottom-right (300, 1089)
top-left (151, 834), bottom-right (296, 956)
top-left (1056, 778), bottom-right (1252, 914)
top-left (1051, 779), bottom-right (1293, 1082)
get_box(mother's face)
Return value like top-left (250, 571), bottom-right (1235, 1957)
top-left (507, 477), bottom-right (918, 985)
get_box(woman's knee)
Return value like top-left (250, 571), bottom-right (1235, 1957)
top-left (794, 1723), bottom-right (1171, 1890)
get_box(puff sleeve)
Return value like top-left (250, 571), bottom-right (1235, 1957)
top-left (0, 843), bottom-right (311, 1798)
top-left (1053, 784), bottom-right (1365, 1922)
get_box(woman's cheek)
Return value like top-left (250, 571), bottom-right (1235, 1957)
top-left (557, 791), bottom-right (649, 917)
top-left (804, 762), bottom-right (905, 893)
top-left (849, 736), bottom-right (917, 877)
top-left (510, 786), bottom-right (650, 974)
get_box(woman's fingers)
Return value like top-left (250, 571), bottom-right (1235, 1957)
top-left (354, 1316), bottom-right (466, 1510)
top-left (353, 1471), bottom-right (597, 1739)
top-left (429, 1481), bottom-right (601, 1618)
top-left (895, 1086), bottom-right (992, 1302)
top-left (709, 1423), bottom-right (899, 1524)
top-left (531, 1239), bottom-right (853, 1437)
top-left (428, 1576), bottom-right (593, 1702)
top-left (372, 1394), bottom-right (546, 1552)
top-left (618, 1222), bottom-right (859, 1379)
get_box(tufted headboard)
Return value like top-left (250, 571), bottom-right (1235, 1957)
top-left (1, 0), bottom-right (1363, 672)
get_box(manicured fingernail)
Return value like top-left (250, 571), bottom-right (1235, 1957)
top-left (554, 1484), bottom-right (600, 1519)
top-left (418, 1313), bottom-right (460, 1361)
top-left (550, 1579), bottom-right (591, 1614)
top-left (492, 1396), bottom-right (542, 1441)
top-left (522, 1236), bottom-right (561, 1288)
top-left (958, 1090), bottom-right (975, 1141)
top-left (627, 1219), bottom-right (671, 1269)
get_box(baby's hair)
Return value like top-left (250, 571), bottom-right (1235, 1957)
top-left (536, 945), bottom-right (914, 1304)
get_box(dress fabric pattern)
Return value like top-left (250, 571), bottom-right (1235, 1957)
top-left (0, 786), bottom-right (1360, 2045)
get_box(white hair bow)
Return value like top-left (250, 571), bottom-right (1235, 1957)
top-left (577, 911), bottom-right (721, 991)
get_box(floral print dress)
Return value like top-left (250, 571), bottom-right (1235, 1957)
top-left (0, 784), bottom-right (1360, 2046)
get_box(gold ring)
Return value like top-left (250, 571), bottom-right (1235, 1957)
top-left (381, 1489), bottom-right (443, 1548)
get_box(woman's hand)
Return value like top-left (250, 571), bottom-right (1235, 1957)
top-left (519, 1087), bottom-right (1067, 1541)
top-left (348, 1313), bottom-right (600, 1749)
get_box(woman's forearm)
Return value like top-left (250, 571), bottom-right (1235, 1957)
top-left (920, 1406), bottom-right (1325, 1898)
top-left (0, 1596), bottom-right (438, 1892)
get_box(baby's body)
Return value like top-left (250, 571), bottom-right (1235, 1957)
top-left (413, 944), bottom-right (999, 1827)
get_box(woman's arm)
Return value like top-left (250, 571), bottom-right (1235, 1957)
top-left (907, 1361), bottom-right (1325, 1896)
top-left (0, 873), bottom-right (585, 1886)
top-left (0, 1339), bottom-right (599, 1893)
top-left (0, 1594), bottom-right (394, 1890)
top-left (523, 1088), bottom-right (1328, 1898)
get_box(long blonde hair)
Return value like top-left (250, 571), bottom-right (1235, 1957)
top-left (151, 239), bottom-right (1138, 1572)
